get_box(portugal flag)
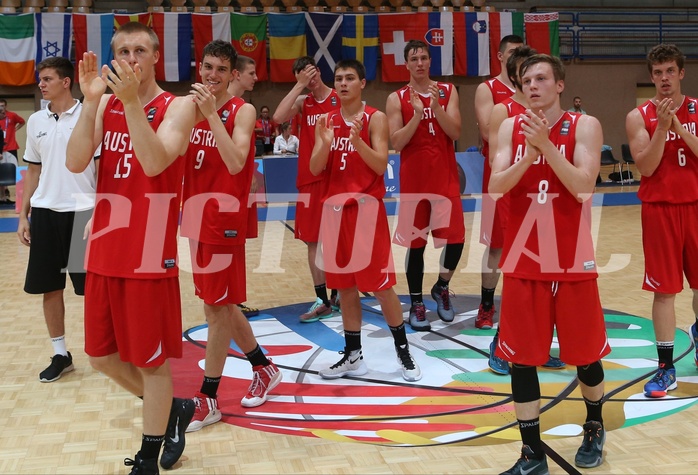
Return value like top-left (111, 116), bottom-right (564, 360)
top-left (231, 13), bottom-right (267, 82)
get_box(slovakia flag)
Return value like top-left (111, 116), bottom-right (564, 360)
top-left (424, 12), bottom-right (453, 76)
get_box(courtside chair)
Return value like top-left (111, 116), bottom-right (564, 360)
top-left (620, 143), bottom-right (635, 185)
top-left (600, 148), bottom-right (620, 182)
top-left (0, 162), bottom-right (16, 188)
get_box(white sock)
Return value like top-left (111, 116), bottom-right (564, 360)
top-left (51, 336), bottom-right (68, 356)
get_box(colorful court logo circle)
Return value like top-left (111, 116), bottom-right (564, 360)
top-left (173, 295), bottom-right (698, 447)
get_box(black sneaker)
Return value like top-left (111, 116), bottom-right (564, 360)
top-left (160, 398), bottom-right (195, 469)
top-left (500, 445), bottom-right (549, 475)
top-left (125, 452), bottom-right (159, 475)
top-left (39, 352), bottom-right (74, 382)
top-left (575, 420), bottom-right (605, 468)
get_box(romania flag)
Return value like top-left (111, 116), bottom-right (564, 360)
top-left (268, 12), bottom-right (306, 83)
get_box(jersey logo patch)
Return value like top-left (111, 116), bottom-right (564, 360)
top-left (222, 109), bottom-right (230, 124)
top-left (164, 258), bottom-right (176, 269)
top-left (560, 120), bottom-right (570, 135)
top-left (689, 102), bottom-right (696, 114)
top-left (147, 107), bottom-right (157, 122)
top-left (224, 230), bottom-right (238, 238)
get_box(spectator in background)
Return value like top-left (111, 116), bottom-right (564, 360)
top-left (254, 105), bottom-right (278, 154)
top-left (568, 96), bottom-right (587, 114)
top-left (274, 122), bottom-right (299, 155)
top-left (0, 98), bottom-right (26, 202)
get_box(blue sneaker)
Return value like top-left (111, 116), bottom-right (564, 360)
top-left (643, 367), bottom-right (677, 398)
top-left (691, 323), bottom-right (698, 367)
top-left (488, 339), bottom-right (510, 375)
top-left (542, 355), bottom-right (566, 369)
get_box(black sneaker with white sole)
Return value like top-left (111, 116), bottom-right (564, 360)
top-left (160, 398), bottom-right (195, 469)
top-left (39, 352), bottom-right (74, 382)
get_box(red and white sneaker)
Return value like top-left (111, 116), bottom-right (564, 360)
top-left (185, 392), bottom-right (222, 433)
top-left (475, 304), bottom-right (495, 329)
top-left (241, 360), bottom-right (283, 408)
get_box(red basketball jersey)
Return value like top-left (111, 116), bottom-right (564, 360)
top-left (297, 89), bottom-right (341, 188)
top-left (181, 96), bottom-right (255, 245)
top-left (481, 77), bottom-right (516, 164)
top-left (396, 82), bottom-right (460, 197)
top-left (500, 111), bottom-right (597, 281)
top-left (88, 92), bottom-right (184, 279)
top-left (323, 106), bottom-right (385, 206)
top-left (637, 97), bottom-right (698, 203)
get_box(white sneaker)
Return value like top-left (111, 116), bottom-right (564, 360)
top-left (319, 349), bottom-right (368, 379)
top-left (396, 344), bottom-right (422, 381)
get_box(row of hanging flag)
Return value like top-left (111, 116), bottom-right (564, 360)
top-left (0, 11), bottom-right (559, 87)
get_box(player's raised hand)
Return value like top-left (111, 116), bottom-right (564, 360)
top-left (315, 114), bottom-right (335, 148)
top-left (77, 51), bottom-right (107, 101)
top-left (409, 86), bottom-right (424, 118)
top-left (348, 115), bottom-right (364, 146)
top-left (428, 81), bottom-right (440, 109)
top-left (105, 59), bottom-right (141, 105)
top-left (190, 83), bottom-right (217, 120)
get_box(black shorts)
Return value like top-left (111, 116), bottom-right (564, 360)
top-left (24, 207), bottom-right (92, 295)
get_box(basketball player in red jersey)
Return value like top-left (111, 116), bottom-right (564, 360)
top-left (484, 46), bottom-right (566, 376)
top-left (626, 44), bottom-right (698, 399)
top-left (181, 40), bottom-right (281, 433)
top-left (228, 55), bottom-right (262, 318)
top-left (490, 54), bottom-right (609, 474)
top-left (66, 22), bottom-right (198, 474)
top-left (386, 39), bottom-right (464, 332)
top-left (274, 56), bottom-right (341, 322)
top-left (309, 59), bottom-right (421, 382)
top-left (473, 35), bottom-right (523, 330)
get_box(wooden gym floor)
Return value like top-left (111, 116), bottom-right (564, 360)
top-left (1, 187), bottom-right (698, 474)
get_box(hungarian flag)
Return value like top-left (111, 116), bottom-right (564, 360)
top-left (114, 12), bottom-right (151, 29)
top-left (268, 12), bottom-right (306, 83)
top-left (454, 12), bottom-right (489, 77)
top-left (488, 11), bottom-right (524, 77)
top-left (231, 13), bottom-right (268, 82)
top-left (524, 12), bottom-right (560, 56)
top-left (192, 12), bottom-right (231, 81)
top-left (341, 14), bottom-right (379, 81)
top-left (73, 13), bottom-right (114, 81)
top-left (151, 12), bottom-right (192, 82)
top-left (0, 14), bottom-right (35, 86)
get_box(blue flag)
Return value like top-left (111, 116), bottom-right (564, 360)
top-left (305, 12), bottom-right (343, 84)
top-left (341, 14), bottom-right (378, 81)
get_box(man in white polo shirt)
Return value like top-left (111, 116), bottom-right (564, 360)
top-left (17, 57), bottom-right (97, 383)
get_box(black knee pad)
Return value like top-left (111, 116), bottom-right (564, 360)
top-left (577, 361), bottom-right (604, 387)
top-left (442, 243), bottom-right (464, 271)
top-left (511, 364), bottom-right (541, 403)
